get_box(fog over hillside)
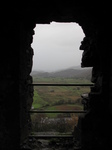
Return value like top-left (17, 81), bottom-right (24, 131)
top-left (31, 66), bottom-right (92, 79)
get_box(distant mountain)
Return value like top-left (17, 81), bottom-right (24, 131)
top-left (31, 67), bottom-right (92, 79)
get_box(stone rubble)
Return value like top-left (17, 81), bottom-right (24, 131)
top-left (21, 137), bottom-right (81, 150)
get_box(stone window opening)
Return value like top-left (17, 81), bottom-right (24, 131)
top-left (26, 22), bottom-right (93, 149)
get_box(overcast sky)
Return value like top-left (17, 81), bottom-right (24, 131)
top-left (31, 22), bottom-right (85, 72)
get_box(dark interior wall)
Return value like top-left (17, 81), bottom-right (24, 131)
top-left (0, 1), bottom-right (112, 149)
top-left (0, 18), bottom-right (20, 149)
top-left (1, 11), bottom-right (35, 149)
top-left (19, 21), bottom-right (35, 144)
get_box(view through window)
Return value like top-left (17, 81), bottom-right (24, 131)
top-left (31, 22), bottom-right (92, 136)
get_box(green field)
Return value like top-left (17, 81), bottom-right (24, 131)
top-left (31, 77), bottom-right (92, 132)
top-left (32, 77), bottom-right (91, 112)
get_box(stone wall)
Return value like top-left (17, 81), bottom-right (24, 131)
top-left (0, 2), bottom-right (112, 149)
top-left (19, 22), bottom-right (35, 145)
top-left (0, 15), bottom-right (35, 149)
top-left (0, 19), bottom-right (20, 149)
top-left (79, 25), bottom-right (112, 149)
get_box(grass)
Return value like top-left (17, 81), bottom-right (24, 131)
top-left (33, 77), bottom-right (92, 84)
top-left (32, 86), bottom-right (90, 108)
top-left (31, 77), bottom-right (91, 134)
top-left (33, 89), bottom-right (48, 109)
top-left (32, 77), bottom-right (91, 116)
top-left (45, 106), bottom-right (58, 118)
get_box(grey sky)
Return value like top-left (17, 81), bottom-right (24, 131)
top-left (31, 22), bottom-right (85, 72)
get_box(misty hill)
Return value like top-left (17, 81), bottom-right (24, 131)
top-left (31, 67), bottom-right (92, 79)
